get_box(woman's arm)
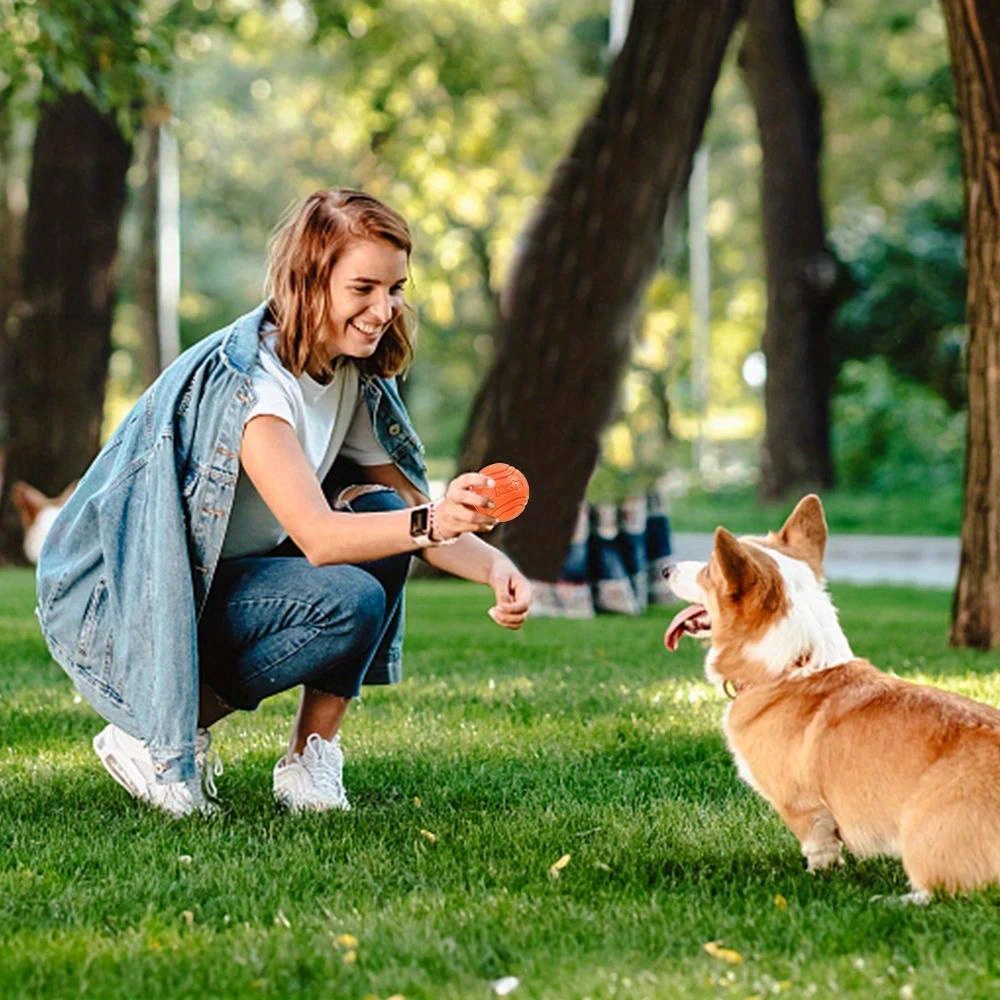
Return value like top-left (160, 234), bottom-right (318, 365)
top-left (422, 532), bottom-right (532, 630)
top-left (240, 416), bottom-right (492, 564)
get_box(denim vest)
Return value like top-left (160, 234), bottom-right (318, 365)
top-left (35, 303), bottom-right (429, 782)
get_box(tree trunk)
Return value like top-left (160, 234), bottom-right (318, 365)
top-left (135, 113), bottom-right (163, 389)
top-left (940, 0), bottom-right (1000, 649)
top-left (459, 0), bottom-right (744, 581)
top-left (0, 103), bottom-right (28, 464)
top-left (741, 0), bottom-right (837, 501)
top-left (0, 90), bottom-right (132, 563)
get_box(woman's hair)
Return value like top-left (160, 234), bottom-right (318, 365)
top-left (264, 189), bottom-right (415, 378)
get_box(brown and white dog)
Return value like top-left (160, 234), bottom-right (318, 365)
top-left (10, 481), bottom-right (74, 564)
top-left (664, 494), bottom-right (1000, 901)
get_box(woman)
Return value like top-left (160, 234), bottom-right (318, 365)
top-left (36, 189), bottom-right (531, 818)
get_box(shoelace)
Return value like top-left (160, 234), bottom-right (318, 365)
top-left (195, 730), bottom-right (223, 801)
top-left (303, 733), bottom-right (344, 799)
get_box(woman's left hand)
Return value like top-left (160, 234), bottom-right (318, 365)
top-left (486, 561), bottom-right (532, 630)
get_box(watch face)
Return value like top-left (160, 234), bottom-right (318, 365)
top-left (410, 505), bottom-right (430, 537)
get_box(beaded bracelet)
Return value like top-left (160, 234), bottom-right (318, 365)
top-left (429, 501), bottom-right (459, 546)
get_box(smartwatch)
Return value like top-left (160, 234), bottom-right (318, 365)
top-left (409, 504), bottom-right (435, 547)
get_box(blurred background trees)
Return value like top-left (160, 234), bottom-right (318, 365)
top-left (457, 0), bottom-right (744, 581)
top-left (0, 0), bottom-right (993, 639)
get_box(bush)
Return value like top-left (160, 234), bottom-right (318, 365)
top-left (832, 357), bottom-right (965, 499)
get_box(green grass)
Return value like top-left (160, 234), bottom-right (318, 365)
top-left (668, 486), bottom-right (961, 537)
top-left (3, 568), bottom-right (1000, 999)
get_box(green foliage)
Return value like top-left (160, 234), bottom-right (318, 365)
top-left (3, 571), bottom-right (1000, 997)
top-left (833, 194), bottom-right (966, 409)
top-left (0, 0), bottom-right (222, 131)
top-left (170, 0), bottom-right (606, 457)
top-left (832, 357), bottom-right (965, 498)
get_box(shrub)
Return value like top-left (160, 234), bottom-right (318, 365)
top-left (832, 357), bottom-right (965, 499)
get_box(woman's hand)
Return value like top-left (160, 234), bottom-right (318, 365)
top-left (431, 472), bottom-right (499, 542)
top-left (486, 561), bottom-right (532, 630)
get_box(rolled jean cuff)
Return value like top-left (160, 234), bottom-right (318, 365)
top-left (333, 483), bottom-right (396, 511)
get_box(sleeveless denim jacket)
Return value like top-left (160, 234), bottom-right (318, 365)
top-left (35, 303), bottom-right (429, 782)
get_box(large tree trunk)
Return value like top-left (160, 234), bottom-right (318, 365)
top-left (459, 0), bottom-right (744, 581)
top-left (0, 90), bottom-right (132, 562)
top-left (941, 0), bottom-right (1000, 649)
top-left (741, 0), bottom-right (837, 501)
top-left (0, 103), bottom-right (28, 465)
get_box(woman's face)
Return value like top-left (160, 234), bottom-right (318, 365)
top-left (322, 238), bottom-right (408, 366)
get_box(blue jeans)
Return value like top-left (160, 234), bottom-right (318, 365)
top-left (198, 488), bottom-right (411, 710)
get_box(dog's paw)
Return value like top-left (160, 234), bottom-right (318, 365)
top-left (804, 846), bottom-right (844, 872)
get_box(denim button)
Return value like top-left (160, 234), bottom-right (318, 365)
top-left (388, 423), bottom-right (401, 436)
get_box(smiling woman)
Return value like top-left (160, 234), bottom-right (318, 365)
top-left (264, 191), bottom-right (414, 380)
top-left (34, 188), bottom-right (533, 821)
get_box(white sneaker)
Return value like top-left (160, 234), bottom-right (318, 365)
top-left (93, 723), bottom-right (220, 817)
top-left (273, 733), bottom-right (351, 812)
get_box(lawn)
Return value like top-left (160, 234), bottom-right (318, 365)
top-left (667, 486), bottom-right (962, 537)
top-left (2, 568), bottom-right (999, 999)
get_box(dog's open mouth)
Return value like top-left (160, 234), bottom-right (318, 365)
top-left (664, 604), bottom-right (712, 651)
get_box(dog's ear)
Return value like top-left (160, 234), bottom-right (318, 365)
top-left (778, 494), bottom-right (827, 567)
top-left (713, 527), bottom-right (760, 599)
top-left (9, 481), bottom-right (48, 529)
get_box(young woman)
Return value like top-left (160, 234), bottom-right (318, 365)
top-left (36, 189), bottom-right (531, 817)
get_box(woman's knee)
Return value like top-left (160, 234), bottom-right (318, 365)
top-left (302, 564), bottom-right (385, 650)
top-left (341, 569), bottom-right (387, 646)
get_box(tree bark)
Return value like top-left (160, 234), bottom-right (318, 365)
top-left (741, 0), bottom-right (837, 501)
top-left (0, 90), bottom-right (132, 562)
top-left (459, 0), bottom-right (744, 581)
top-left (940, 0), bottom-right (1000, 649)
top-left (135, 113), bottom-right (163, 389)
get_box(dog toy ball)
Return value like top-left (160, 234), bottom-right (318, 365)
top-left (476, 463), bottom-right (530, 522)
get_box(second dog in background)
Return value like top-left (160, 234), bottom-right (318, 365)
top-left (10, 481), bottom-right (74, 564)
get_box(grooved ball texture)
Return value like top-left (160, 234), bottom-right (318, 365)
top-left (476, 463), bottom-right (530, 522)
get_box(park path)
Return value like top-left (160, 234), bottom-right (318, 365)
top-left (672, 533), bottom-right (960, 589)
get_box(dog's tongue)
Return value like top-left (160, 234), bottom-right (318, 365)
top-left (664, 604), bottom-right (710, 651)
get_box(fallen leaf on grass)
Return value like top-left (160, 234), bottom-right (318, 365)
top-left (181, 910), bottom-right (195, 927)
top-left (491, 976), bottom-right (520, 996)
top-left (419, 829), bottom-right (438, 844)
top-left (548, 853), bottom-right (571, 878)
top-left (703, 941), bottom-right (743, 965)
top-left (342, 950), bottom-right (357, 966)
top-left (774, 894), bottom-right (788, 910)
top-left (334, 933), bottom-right (359, 949)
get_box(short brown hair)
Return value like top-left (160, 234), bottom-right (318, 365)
top-left (264, 189), bottom-right (415, 378)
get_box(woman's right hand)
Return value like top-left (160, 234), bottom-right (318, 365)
top-left (430, 472), bottom-right (499, 542)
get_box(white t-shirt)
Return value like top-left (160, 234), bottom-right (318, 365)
top-left (221, 331), bottom-right (391, 558)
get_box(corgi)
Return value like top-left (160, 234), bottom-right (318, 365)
top-left (10, 480), bottom-right (74, 564)
top-left (664, 494), bottom-right (1000, 901)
